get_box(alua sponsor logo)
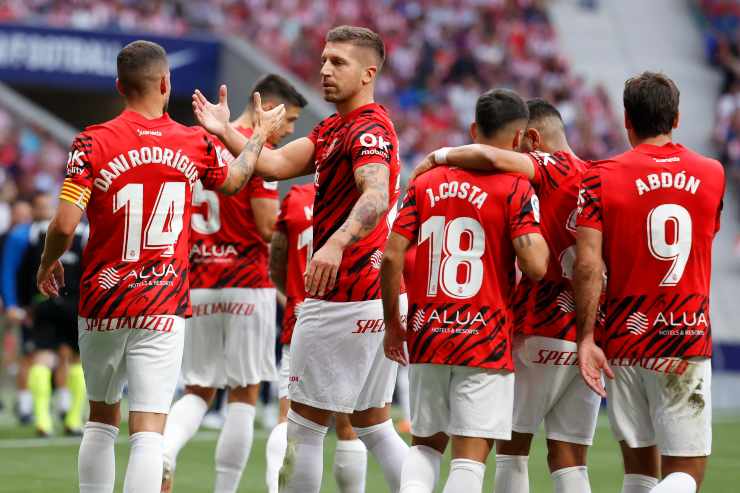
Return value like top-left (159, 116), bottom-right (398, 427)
top-left (190, 243), bottom-right (239, 258)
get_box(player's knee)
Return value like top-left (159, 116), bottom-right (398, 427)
top-left (411, 432), bottom-right (448, 454)
top-left (184, 385), bottom-right (217, 405)
top-left (620, 442), bottom-right (660, 477)
top-left (546, 440), bottom-right (587, 471)
top-left (349, 404), bottom-right (391, 428)
top-left (88, 401), bottom-right (121, 428)
top-left (128, 410), bottom-right (167, 435)
top-left (227, 384), bottom-right (259, 405)
top-left (661, 456), bottom-right (707, 488)
top-left (496, 432), bottom-right (533, 456)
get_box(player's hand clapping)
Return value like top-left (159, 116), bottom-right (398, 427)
top-left (192, 85), bottom-right (232, 137)
top-left (36, 259), bottom-right (65, 297)
top-left (251, 91), bottom-right (286, 138)
top-left (305, 238), bottom-right (343, 297)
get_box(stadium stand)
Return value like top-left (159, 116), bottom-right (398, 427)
top-left (1, 0), bottom-right (626, 170)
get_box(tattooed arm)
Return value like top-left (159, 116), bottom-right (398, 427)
top-left (269, 230), bottom-right (289, 296)
top-left (304, 164), bottom-right (390, 297)
top-left (218, 129), bottom-right (269, 195)
top-left (513, 232), bottom-right (549, 281)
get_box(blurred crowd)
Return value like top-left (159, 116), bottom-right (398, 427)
top-left (0, 103), bottom-right (66, 236)
top-left (701, 1), bottom-right (740, 179)
top-left (0, 0), bottom-right (626, 172)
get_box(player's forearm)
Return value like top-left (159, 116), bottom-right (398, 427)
top-left (514, 233), bottom-right (549, 281)
top-left (574, 257), bottom-right (602, 344)
top-left (220, 129), bottom-right (268, 195)
top-left (446, 145), bottom-right (534, 178)
top-left (330, 189), bottom-right (389, 249)
top-left (269, 231), bottom-right (288, 295)
top-left (39, 223), bottom-right (73, 271)
top-left (380, 251), bottom-right (404, 324)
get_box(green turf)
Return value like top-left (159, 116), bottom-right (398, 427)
top-left (1, 414), bottom-right (739, 492)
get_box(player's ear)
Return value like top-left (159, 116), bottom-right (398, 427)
top-left (624, 113), bottom-right (632, 131)
top-left (512, 129), bottom-right (524, 150)
top-left (362, 65), bottom-right (377, 85)
top-left (673, 111), bottom-right (680, 130)
top-left (160, 75), bottom-right (167, 96)
top-left (115, 78), bottom-right (125, 97)
top-left (470, 122), bottom-right (478, 142)
top-left (528, 128), bottom-right (541, 150)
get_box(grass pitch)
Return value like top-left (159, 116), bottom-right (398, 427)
top-left (1, 414), bottom-right (739, 492)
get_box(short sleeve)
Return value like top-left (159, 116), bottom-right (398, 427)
top-left (527, 151), bottom-right (570, 196)
top-left (349, 120), bottom-right (395, 172)
top-left (508, 177), bottom-right (542, 239)
top-left (307, 121), bottom-right (321, 145)
top-left (576, 167), bottom-right (603, 231)
top-left (248, 176), bottom-right (279, 200)
top-left (198, 132), bottom-right (229, 191)
top-left (391, 183), bottom-right (419, 241)
top-left (275, 189), bottom-right (293, 234)
top-left (59, 133), bottom-right (94, 210)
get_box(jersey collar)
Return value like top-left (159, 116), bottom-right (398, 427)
top-left (633, 141), bottom-right (684, 157)
top-left (121, 109), bottom-right (172, 127)
top-left (340, 102), bottom-right (382, 122)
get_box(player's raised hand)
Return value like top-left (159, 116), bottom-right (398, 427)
top-left (36, 260), bottom-right (65, 298)
top-left (252, 92), bottom-right (286, 137)
top-left (384, 318), bottom-right (408, 366)
top-left (304, 239), bottom-right (343, 298)
top-left (409, 152), bottom-right (436, 181)
top-left (577, 338), bottom-right (613, 398)
top-left (192, 85), bottom-right (231, 137)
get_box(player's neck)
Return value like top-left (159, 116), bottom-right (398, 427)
top-left (124, 98), bottom-right (165, 120)
top-left (232, 111), bottom-right (254, 130)
top-left (336, 91), bottom-right (374, 117)
top-left (632, 133), bottom-right (673, 148)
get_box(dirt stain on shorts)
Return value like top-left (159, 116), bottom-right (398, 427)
top-left (663, 362), bottom-right (705, 416)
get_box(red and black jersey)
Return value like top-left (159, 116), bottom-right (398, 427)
top-left (275, 183), bottom-right (315, 344)
top-left (393, 166), bottom-right (542, 370)
top-left (60, 110), bottom-right (227, 319)
top-left (577, 142), bottom-right (725, 359)
top-left (308, 103), bottom-right (401, 302)
top-left (189, 126), bottom-right (278, 289)
top-left (513, 151), bottom-right (589, 342)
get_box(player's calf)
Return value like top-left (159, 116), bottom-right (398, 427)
top-left (655, 456), bottom-right (707, 493)
top-left (444, 436), bottom-right (492, 493)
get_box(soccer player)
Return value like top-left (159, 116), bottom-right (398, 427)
top-left (410, 99), bottom-right (601, 493)
top-left (192, 25), bottom-right (409, 493)
top-left (35, 40), bottom-right (285, 493)
top-left (382, 89), bottom-right (550, 493)
top-left (267, 182), bottom-right (368, 493)
top-left (574, 72), bottom-right (725, 493)
top-left (161, 74), bottom-right (307, 493)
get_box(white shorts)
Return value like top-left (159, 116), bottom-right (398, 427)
top-left (182, 288), bottom-right (277, 388)
top-left (78, 315), bottom-right (185, 414)
top-left (512, 336), bottom-right (601, 445)
top-left (410, 364), bottom-right (514, 439)
top-left (288, 296), bottom-right (406, 413)
top-left (607, 357), bottom-right (712, 456)
top-left (278, 344), bottom-right (291, 400)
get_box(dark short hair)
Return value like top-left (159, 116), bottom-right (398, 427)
top-left (326, 25), bottom-right (385, 69)
top-left (623, 72), bottom-right (680, 139)
top-left (252, 74), bottom-right (308, 108)
top-left (527, 98), bottom-right (564, 126)
top-left (117, 40), bottom-right (168, 97)
top-left (475, 89), bottom-right (529, 138)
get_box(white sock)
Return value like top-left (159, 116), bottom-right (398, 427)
top-left (442, 458), bottom-right (485, 493)
top-left (266, 421), bottom-right (288, 493)
top-left (78, 422), bottom-right (118, 493)
top-left (55, 388), bottom-right (71, 414)
top-left (354, 419), bottom-right (409, 493)
top-left (622, 474), bottom-right (659, 493)
top-left (494, 454), bottom-right (529, 493)
top-left (162, 393), bottom-right (208, 471)
top-left (214, 402), bottom-right (256, 493)
top-left (281, 409), bottom-right (328, 493)
top-left (18, 389), bottom-right (33, 415)
top-left (400, 445), bottom-right (442, 493)
top-left (552, 466), bottom-right (591, 493)
top-left (123, 432), bottom-right (163, 493)
top-left (333, 439), bottom-right (367, 493)
top-left (650, 472), bottom-right (696, 493)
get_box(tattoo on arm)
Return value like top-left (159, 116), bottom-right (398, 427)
top-left (335, 164), bottom-right (390, 246)
top-left (220, 133), bottom-right (266, 195)
top-left (269, 230), bottom-right (288, 295)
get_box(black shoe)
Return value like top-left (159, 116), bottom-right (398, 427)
top-left (64, 426), bottom-right (83, 437)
